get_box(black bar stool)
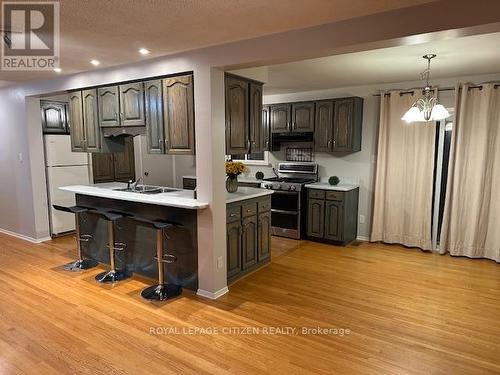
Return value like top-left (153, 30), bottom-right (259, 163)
top-left (134, 217), bottom-right (182, 301)
top-left (92, 209), bottom-right (130, 283)
top-left (52, 205), bottom-right (98, 271)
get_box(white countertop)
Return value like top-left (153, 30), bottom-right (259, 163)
top-left (60, 182), bottom-right (209, 210)
top-left (226, 187), bottom-right (273, 204)
top-left (304, 182), bottom-right (359, 192)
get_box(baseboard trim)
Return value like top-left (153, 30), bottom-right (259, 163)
top-left (356, 236), bottom-right (369, 242)
top-left (197, 286), bottom-right (229, 300)
top-left (0, 228), bottom-right (51, 244)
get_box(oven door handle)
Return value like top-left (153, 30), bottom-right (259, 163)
top-left (270, 190), bottom-right (299, 195)
top-left (271, 209), bottom-right (299, 215)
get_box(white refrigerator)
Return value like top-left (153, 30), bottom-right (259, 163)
top-left (45, 134), bottom-right (91, 236)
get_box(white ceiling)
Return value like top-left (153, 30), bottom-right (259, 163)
top-left (232, 32), bottom-right (500, 94)
top-left (0, 0), bottom-right (435, 86)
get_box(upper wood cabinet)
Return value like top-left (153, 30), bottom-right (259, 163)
top-left (144, 79), bottom-right (164, 154)
top-left (163, 74), bottom-right (195, 154)
top-left (249, 82), bottom-right (264, 153)
top-left (69, 89), bottom-right (124, 153)
top-left (332, 98), bottom-right (363, 153)
top-left (69, 92), bottom-right (86, 152)
top-left (225, 75), bottom-right (249, 155)
top-left (82, 89), bottom-right (101, 152)
top-left (98, 82), bottom-right (145, 128)
top-left (314, 100), bottom-right (334, 152)
top-left (262, 105), bottom-right (270, 151)
top-left (97, 86), bottom-right (120, 127)
top-left (314, 97), bottom-right (363, 153)
top-left (270, 104), bottom-right (291, 133)
top-left (291, 102), bottom-right (315, 132)
top-left (224, 73), bottom-right (265, 155)
top-left (41, 101), bottom-right (68, 134)
top-left (119, 83), bottom-right (145, 127)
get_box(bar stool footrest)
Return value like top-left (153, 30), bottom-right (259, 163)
top-left (63, 258), bottom-right (98, 271)
top-left (95, 269), bottom-right (130, 283)
top-left (141, 284), bottom-right (182, 301)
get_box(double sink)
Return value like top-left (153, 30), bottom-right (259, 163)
top-left (113, 185), bottom-right (180, 195)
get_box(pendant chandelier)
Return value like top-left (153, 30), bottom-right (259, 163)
top-left (401, 54), bottom-right (451, 123)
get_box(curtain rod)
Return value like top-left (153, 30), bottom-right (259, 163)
top-left (373, 84), bottom-right (500, 97)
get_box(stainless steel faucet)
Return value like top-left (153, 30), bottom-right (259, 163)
top-left (131, 177), bottom-right (143, 191)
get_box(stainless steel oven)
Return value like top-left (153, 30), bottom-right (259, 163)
top-left (261, 162), bottom-right (318, 239)
top-left (270, 190), bottom-right (303, 239)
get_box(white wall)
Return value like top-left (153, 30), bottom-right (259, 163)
top-left (245, 72), bottom-right (500, 239)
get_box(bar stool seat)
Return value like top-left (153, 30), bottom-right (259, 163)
top-left (52, 204), bottom-right (98, 271)
top-left (91, 209), bottom-right (131, 284)
top-left (134, 216), bottom-right (182, 301)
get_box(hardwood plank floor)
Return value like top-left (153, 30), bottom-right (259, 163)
top-left (0, 233), bottom-right (499, 374)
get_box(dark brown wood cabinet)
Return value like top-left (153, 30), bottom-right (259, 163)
top-left (258, 211), bottom-right (271, 261)
top-left (249, 83), bottom-right (264, 153)
top-left (224, 73), bottom-right (264, 155)
top-left (119, 83), bottom-right (145, 127)
top-left (41, 101), bottom-right (68, 134)
top-left (226, 195), bottom-right (271, 282)
top-left (242, 215), bottom-right (258, 269)
top-left (314, 97), bottom-right (363, 153)
top-left (226, 220), bottom-right (243, 279)
top-left (98, 83), bottom-right (145, 128)
top-left (92, 136), bottom-right (135, 183)
top-left (270, 104), bottom-right (291, 133)
top-left (314, 100), bottom-right (334, 152)
top-left (97, 86), bottom-right (120, 128)
top-left (307, 198), bottom-right (325, 238)
top-left (69, 92), bottom-right (86, 152)
top-left (262, 105), bottom-right (270, 151)
top-left (225, 75), bottom-right (249, 154)
top-left (82, 89), bottom-right (101, 153)
top-left (144, 79), bottom-right (164, 154)
top-left (163, 75), bottom-right (195, 154)
top-left (306, 188), bottom-right (359, 245)
top-left (291, 102), bottom-right (315, 132)
top-left (332, 98), bottom-right (363, 152)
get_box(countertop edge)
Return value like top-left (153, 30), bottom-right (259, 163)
top-left (304, 183), bottom-right (359, 192)
top-left (60, 186), bottom-right (209, 210)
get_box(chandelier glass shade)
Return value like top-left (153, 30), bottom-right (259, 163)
top-left (401, 54), bottom-right (451, 123)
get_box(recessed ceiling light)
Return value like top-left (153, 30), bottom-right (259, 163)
top-left (138, 48), bottom-right (150, 55)
top-left (53, 67), bottom-right (62, 73)
top-left (90, 59), bottom-right (100, 66)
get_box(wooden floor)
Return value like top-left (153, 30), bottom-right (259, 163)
top-left (0, 234), bottom-right (499, 374)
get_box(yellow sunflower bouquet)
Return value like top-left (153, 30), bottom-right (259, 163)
top-left (225, 161), bottom-right (247, 179)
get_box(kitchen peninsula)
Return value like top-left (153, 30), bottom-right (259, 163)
top-left (60, 183), bottom-right (272, 289)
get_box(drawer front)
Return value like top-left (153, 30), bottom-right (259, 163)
top-left (227, 205), bottom-right (241, 222)
top-left (258, 198), bottom-right (271, 213)
top-left (326, 191), bottom-right (344, 201)
top-left (242, 202), bottom-right (258, 218)
top-left (308, 189), bottom-right (325, 199)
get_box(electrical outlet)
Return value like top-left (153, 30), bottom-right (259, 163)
top-left (217, 256), bottom-right (223, 269)
top-left (359, 215), bottom-right (365, 224)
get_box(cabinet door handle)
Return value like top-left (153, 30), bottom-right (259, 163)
top-left (265, 139), bottom-right (269, 148)
top-left (292, 122), bottom-right (296, 130)
top-left (229, 213), bottom-right (237, 217)
top-left (114, 113), bottom-right (118, 121)
top-left (327, 140), bottom-right (332, 148)
top-left (247, 139), bottom-right (251, 150)
top-left (164, 139), bottom-right (169, 149)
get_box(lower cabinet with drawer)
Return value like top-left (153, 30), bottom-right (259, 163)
top-left (226, 195), bottom-right (271, 282)
top-left (306, 188), bottom-right (359, 245)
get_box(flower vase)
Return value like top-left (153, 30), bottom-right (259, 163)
top-left (226, 175), bottom-right (238, 193)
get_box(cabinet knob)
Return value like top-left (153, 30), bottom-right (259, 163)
top-left (164, 139), bottom-right (170, 149)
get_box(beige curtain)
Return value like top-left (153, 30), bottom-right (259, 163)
top-left (371, 91), bottom-right (435, 250)
top-left (440, 83), bottom-right (500, 262)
